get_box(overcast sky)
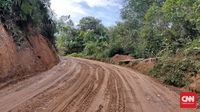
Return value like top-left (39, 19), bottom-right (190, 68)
top-left (50, 0), bottom-right (122, 27)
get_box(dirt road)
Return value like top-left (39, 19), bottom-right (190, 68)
top-left (0, 57), bottom-right (194, 112)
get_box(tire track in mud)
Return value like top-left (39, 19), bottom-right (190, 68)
top-left (58, 61), bottom-right (108, 112)
top-left (11, 60), bottom-right (82, 112)
top-left (111, 68), bottom-right (143, 112)
top-left (0, 57), bottom-right (195, 112)
top-left (74, 68), bottom-right (105, 112)
top-left (47, 63), bottom-right (94, 112)
top-left (122, 69), bottom-right (176, 111)
top-left (105, 71), bottom-right (126, 112)
top-left (77, 59), bottom-right (127, 112)
top-left (112, 66), bottom-right (185, 112)
top-left (87, 65), bottom-right (110, 112)
top-left (114, 66), bottom-right (173, 112)
top-left (48, 60), bottom-right (105, 112)
top-left (0, 59), bottom-right (78, 112)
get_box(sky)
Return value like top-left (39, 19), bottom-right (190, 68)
top-left (50, 0), bottom-right (122, 27)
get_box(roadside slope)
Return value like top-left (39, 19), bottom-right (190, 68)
top-left (0, 57), bottom-right (194, 112)
top-left (0, 25), bottom-right (59, 85)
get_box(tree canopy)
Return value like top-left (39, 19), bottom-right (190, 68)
top-left (0, 0), bottom-right (56, 47)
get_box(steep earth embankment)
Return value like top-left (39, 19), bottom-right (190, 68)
top-left (0, 25), bottom-right (59, 84)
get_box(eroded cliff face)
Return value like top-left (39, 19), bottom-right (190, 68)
top-left (0, 25), bottom-right (59, 83)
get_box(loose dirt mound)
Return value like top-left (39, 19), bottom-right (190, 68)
top-left (188, 73), bottom-right (200, 92)
top-left (129, 58), bottom-right (156, 74)
top-left (111, 54), bottom-right (134, 63)
top-left (0, 25), bottom-right (59, 84)
top-left (111, 54), bottom-right (156, 74)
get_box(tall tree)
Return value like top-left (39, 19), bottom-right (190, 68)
top-left (78, 16), bottom-right (105, 35)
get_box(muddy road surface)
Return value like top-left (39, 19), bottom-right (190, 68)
top-left (0, 58), bottom-right (193, 112)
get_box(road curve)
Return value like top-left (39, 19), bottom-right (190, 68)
top-left (0, 57), bottom-right (194, 112)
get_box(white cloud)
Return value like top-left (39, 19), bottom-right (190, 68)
top-left (50, 0), bottom-right (121, 26)
top-left (74, 0), bottom-right (121, 8)
top-left (51, 0), bottom-right (87, 17)
top-left (51, 0), bottom-right (89, 26)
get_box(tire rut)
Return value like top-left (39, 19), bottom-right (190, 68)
top-left (0, 57), bottom-right (195, 112)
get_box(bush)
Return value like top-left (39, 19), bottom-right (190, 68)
top-left (0, 0), bottom-right (56, 46)
top-left (108, 47), bottom-right (125, 57)
top-left (83, 41), bottom-right (108, 58)
top-left (150, 58), bottom-right (199, 87)
top-left (68, 53), bottom-right (85, 57)
top-left (184, 38), bottom-right (200, 57)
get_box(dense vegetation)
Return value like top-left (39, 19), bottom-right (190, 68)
top-left (1, 0), bottom-right (199, 88)
top-left (0, 0), bottom-right (199, 89)
top-left (0, 0), bottom-right (56, 48)
top-left (56, 0), bottom-right (200, 88)
top-left (0, 0), bottom-right (200, 87)
top-left (55, 16), bottom-right (109, 58)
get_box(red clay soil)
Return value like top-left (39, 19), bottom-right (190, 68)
top-left (0, 57), bottom-right (196, 112)
top-left (131, 58), bottom-right (156, 74)
top-left (188, 73), bottom-right (200, 91)
top-left (111, 54), bottom-right (134, 63)
top-left (0, 25), bottom-right (59, 85)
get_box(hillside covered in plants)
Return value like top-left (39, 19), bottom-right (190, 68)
top-left (0, 0), bottom-right (59, 83)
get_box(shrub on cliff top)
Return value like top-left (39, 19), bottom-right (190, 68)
top-left (0, 0), bottom-right (56, 47)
